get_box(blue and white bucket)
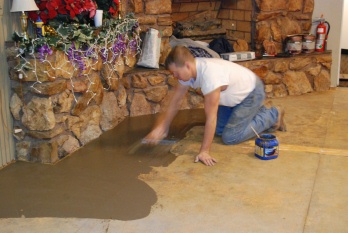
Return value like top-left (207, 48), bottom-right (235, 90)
top-left (254, 134), bottom-right (279, 160)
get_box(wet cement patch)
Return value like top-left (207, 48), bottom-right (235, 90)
top-left (0, 109), bottom-right (205, 220)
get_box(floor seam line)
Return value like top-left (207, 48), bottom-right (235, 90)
top-left (302, 154), bottom-right (322, 233)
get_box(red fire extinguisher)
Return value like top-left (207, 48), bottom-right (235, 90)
top-left (315, 15), bottom-right (330, 52)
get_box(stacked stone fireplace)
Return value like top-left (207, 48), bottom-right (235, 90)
top-left (6, 0), bottom-right (330, 164)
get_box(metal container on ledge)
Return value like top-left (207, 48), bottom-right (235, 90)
top-left (302, 34), bottom-right (316, 53)
top-left (286, 35), bottom-right (303, 55)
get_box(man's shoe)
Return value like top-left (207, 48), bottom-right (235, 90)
top-left (273, 106), bottom-right (287, 132)
top-left (266, 106), bottom-right (287, 132)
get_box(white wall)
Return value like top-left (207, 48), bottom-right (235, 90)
top-left (313, 0), bottom-right (344, 86)
top-left (0, 0), bottom-right (20, 168)
top-left (341, 0), bottom-right (348, 49)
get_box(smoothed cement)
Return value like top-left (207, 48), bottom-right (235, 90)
top-left (0, 109), bottom-right (205, 220)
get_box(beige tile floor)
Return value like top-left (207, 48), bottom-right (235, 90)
top-left (1, 88), bottom-right (348, 233)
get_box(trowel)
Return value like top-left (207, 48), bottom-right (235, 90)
top-left (128, 138), bottom-right (178, 154)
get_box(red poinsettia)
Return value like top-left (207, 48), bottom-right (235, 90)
top-left (78, 0), bottom-right (97, 18)
top-left (28, 0), bottom-right (123, 24)
top-left (28, 0), bottom-right (97, 24)
top-left (109, 0), bottom-right (119, 16)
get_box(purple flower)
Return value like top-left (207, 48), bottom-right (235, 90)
top-left (37, 44), bottom-right (53, 62)
top-left (128, 37), bottom-right (137, 52)
top-left (100, 47), bottom-right (108, 63)
top-left (112, 34), bottom-right (127, 57)
top-left (67, 42), bottom-right (86, 75)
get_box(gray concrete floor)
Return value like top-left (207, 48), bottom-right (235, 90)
top-left (1, 88), bottom-right (348, 233)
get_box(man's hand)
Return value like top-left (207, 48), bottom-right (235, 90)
top-left (195, 151), bottom-right (217, 166)
top-left (143, 126), bottom-right (168, 145)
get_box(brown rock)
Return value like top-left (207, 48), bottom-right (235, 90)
top-left (100, 92), bottom-right (124, 131)
top-left (78, 105), bottom-right (102, 145)
top-left (317, 54), bottom-right (332, 63)
top-left (101, 62), bottom-right (115, 81)
top-left (137, 16), bottom-right (157, 25)
top-left (67, 79), bottom-right (88, 93)
top-left (167, 75), bottom-right (178, 87)
top-left (144, 86), bottom-right (168, 102)
top-left (256, 12), bottom-right (283, 21)
top-left (322, 63), bottom-right (331, 69)
top-left (30, 79), bottom-right (67, 95)
top-left (252, 66), bottom-right (268, 79)
top-left (121, 75), bottom-right (132, 89)
top-left (55, 134), bottom-right (80, 157)
top-left (158, 16), bottom-right (172, 26)
top-left (10, 93), bottom-right (23, 121)
top-left (263, 72), bottom-right (282, 85)
top-left (272, 84), bottom-right (288, 97)
top-left (66, 116), bottom-right (80, 131)
top-left (52, 89), bottom-right (74, 113)
top-left (160, 40), bottom-right (172, 66)
top-left (233, 39), bottom-right (249, 52)
top-left (20, 58), bottom-right (54, 82)
top-left (28, 124), bottom-right (65, 139)
top-left (30, 141), bottom-right (58, 163)
top-left (124, 50), bottom-right (137, 68)
top-left (90, 55), bottom-right (103, 71)
top-left (277, 17), bottom-right (302, 38)
top-left (61, 135), bottom-right (80, 155)
top-left (129, 0), bottom-right (144, 13)
top-left (129, 93), bottom-right (152, 117)
top-left (303, 0), bottom-right (314, 13)
top-left (71, 91), bottom-right (95, 116)
top-left (22, 97), bottom-right (56, 131)
top-left (283, 71), bottom-right (313, 95)
top-left (132, 74), bottom-right (148, 88)
top-left (16, 141), bottom-right (31, 161)
top-left (162, 27), bottom-right (173, 37)
top-left (270, 20), bottom-right (282, 43)
top-left (145, 0), bottom-right (171, 14)
top-left (289, 57), bottom-right (313, 70)
top-left (274, 60), bottom-right (289, 73)
top-left (306, 64), bottom-right (321, 77)
top-left (114, 56), bottom-right (125, 79)
top-left (80, 105), bottom-right (102, 127)
top-left (54, 50), bottom-right (75, 79)
top-left (256, 22), bottom-right (272, 42)
top-left (116, 84), bottom-right (127, 107)
top-left (256, 0), bottom-right (287, 11)
top-left (189, 94), bottom-right (204, 109)
top-left (105, 77), bottom-right (120, 91)
top-left (148, 75), bottom-right (165, 86)
top-left (71, 72), bottom-right (103, 115)
top-left (289, 0), bottom-right (303, 11)
top-left (314, 70), bottom-right (331, 91)
top-left (264, 84), bottom-right (273, 93)
top-left (54, 114), bottom-right (68, 124)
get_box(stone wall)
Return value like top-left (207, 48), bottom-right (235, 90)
top-left (171, 0), bottom-right (314, 53)
top-left (6, 41), bottom-right (331, 164)
top-left (239, 52), bottom-right (332, 98)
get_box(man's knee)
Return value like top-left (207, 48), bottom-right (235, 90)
top-left (221, 133), bottom-right (242, 145)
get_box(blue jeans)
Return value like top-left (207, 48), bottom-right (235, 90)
top-left (216, 78), bottom-right (278, 145)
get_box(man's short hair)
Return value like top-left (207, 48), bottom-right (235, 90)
top-left (165, 46), bottom-right (195, 69)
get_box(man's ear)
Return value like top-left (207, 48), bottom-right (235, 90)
top-left (185, 61), bottom-right (193, 70)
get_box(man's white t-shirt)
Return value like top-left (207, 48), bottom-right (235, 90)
top-left (179, 58), bottom-right (257, 107)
